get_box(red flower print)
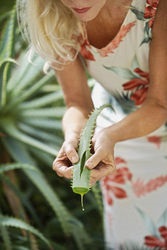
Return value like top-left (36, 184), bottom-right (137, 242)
top-left (147, 135), bottom-right (162, 148)
top-left (80, 39), bottom-right (95, 61)
top-left (159, 226), bottom-right (167, 241)
top-left (115, 157), bottom-right (127, 165)
top-left (132, 175), bottom-right (167, 197)
top-left (101, 157), bottom-right (132, 205)
top-left (122, 67), bottom-right (149, 105)
top-left (147, 0), bottom-right (159, 7)
top-left (144, 226), bottom-right (167, 249)
top-left (144, 0), bottom-right (159, 27)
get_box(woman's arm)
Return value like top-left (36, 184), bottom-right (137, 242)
top-left (106, 0), bottom-right (167, 142)
top-left (55, 57), bottom-right (94, 141)
top-left (52, 56), bottom-right (94, 178)
top-left (86, 0), bottom-right (167, 171)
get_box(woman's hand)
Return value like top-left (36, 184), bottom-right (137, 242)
top-left (53, 127), bottom-right (116, 186)
top-left (86, 127), bottom-right (116, 186)
top-left (52, 138), bottom-right (79, 179)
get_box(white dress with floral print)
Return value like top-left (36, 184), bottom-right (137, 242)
top-left (81, 0), bottom-right (167, 249)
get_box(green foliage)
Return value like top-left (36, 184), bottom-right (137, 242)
top-left (0, 2), bottom-right (104, 250)
top-left (0, 215), bottom-right (51, 248)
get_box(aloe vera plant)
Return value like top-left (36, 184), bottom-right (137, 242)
top-left (72, 104), bottom-right (112, 210)
top-left (0, 215), bottom-right (51, 248)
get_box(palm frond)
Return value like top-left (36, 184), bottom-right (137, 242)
top-left (0, 215), bottom-right (51, 248)
top-left (0, 226), bottom-right (12, 250)
top-left (0, 163), bottom-right (36, 174)
top-left (0, 6), bottom-right (17, 107)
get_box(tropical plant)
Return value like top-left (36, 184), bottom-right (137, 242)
top-left (0, 3), bottom-right (104, 250)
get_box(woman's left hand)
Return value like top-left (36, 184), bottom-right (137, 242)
top-left (86, 127), bottom-right (116, 186)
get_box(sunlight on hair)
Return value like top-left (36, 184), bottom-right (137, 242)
top-left (16, 0), bottom-right (85, 69)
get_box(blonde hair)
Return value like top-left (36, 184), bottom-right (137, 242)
top-left (17, 0), bottom-right (85, 67)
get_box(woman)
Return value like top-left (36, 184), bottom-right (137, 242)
top-left (17, 0), bottom-right (167, 249)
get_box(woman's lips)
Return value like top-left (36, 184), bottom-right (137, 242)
top-left (73, 7), bottom-right (91, 14)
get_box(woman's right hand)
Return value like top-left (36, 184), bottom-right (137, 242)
top-left (52, 138), bottom-right (79, 179)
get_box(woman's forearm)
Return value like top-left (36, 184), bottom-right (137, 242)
top-left (106, 100), bottom-right (167, 144)
top-left (62, 106), bottom-right (89, 141)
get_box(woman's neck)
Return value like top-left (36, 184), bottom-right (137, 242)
top-left (85, 0), bottom-right (132, 49)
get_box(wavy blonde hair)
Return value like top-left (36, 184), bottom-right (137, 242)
top-left (17, 0), bottom-right (85, 67)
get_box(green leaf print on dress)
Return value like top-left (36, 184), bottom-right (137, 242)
top-left (131, 0), bottom-right (160, 44)
top-left (136, 207), bottom-right (167, 249)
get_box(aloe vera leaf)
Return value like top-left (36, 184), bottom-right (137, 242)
top-left (72, 104), bottom-right (113, 210)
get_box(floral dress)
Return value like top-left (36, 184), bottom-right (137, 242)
top-left (80, 0), bottom-right (167, 249)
